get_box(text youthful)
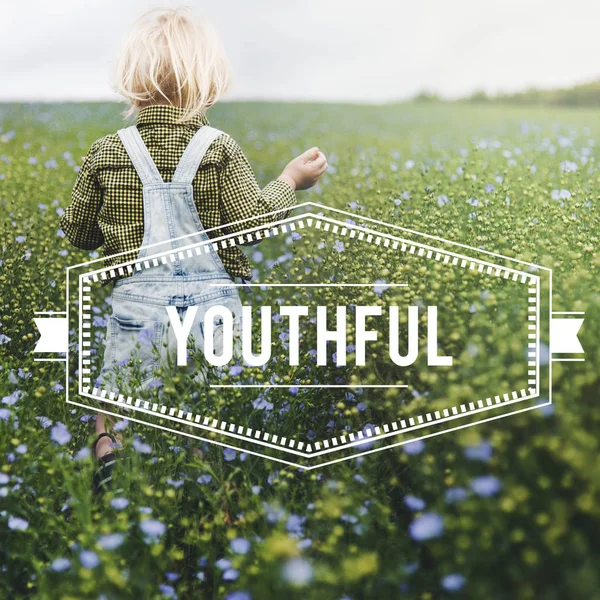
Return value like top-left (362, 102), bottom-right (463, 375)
top-left (167, 305), bottom-right (453, 368)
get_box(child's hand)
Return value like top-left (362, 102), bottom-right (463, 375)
top-left (278, 147), bottom-right (328, 191)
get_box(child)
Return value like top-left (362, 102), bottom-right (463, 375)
top-left (61, 7), bottom-right (327, 491)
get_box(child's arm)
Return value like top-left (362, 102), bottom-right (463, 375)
top-left (60, 142), bottom-right (104, 250)
top-left (219, 143), bottom-right (327, 241)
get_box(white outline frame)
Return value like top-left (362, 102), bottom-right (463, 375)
top-left (63, 202), bottom-right (553, 468)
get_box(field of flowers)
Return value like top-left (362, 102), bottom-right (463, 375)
top-left (1, 100), bottom-right (599, 599)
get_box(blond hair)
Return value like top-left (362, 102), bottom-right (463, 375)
top-left (113, 7), bottom-right (231, 122)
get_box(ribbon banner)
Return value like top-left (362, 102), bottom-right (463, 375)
top-left (550, 318), bottom-right (584, 354)
top-left (32, 317), bottom-right (585, 356)
top-left (33, 318), bottom-right (68, 353)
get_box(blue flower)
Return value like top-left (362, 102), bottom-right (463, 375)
top-left (50, 422), bottom-right (71, 445)
top-left (535, 398), bottom-right (555, 417)
top-left (223, 448), bottom-right (236, 462)
top-left (98, 533), bottom-right (124, 550)
top-left (159, 584), bottom-right (177, 598)
top-left (230, 538), bottom-right (251, 554)
top-left (404, 495), bottom-right (426, 511)
top-left (333, 240), bottom-right (345, 253)
top-left (166, 477), bottom-right (185, 489)
top-left (552, 189), bottom-right (571, 200)
top-left (8, 515), bottom-right (29, 531)
top-left (464, 441), bottom-right (492, 462)
top-left (484, 184), bottom-right (495, 193)
top-left (225, 593), bottom-right (251, 600)
top-left (560, 160), bottom-right (578, 173)
top-left (444, 487), bottom-right (467, 504)
top-left (252, 396), bottom-right (273, 410)
top-left (80, 550), bottom-right (99, 569)
top-left (373, 279), bottom-right (389, 296)
top-left (133, 439), bottom-right (152, 454)
top-left (409, 513), bottom-right (444, 541)
top-left (470, 475), bottom-right (501, 497)
top-left (263, 502), bottom-right (285, 523)
top-left (229, 365), bottom-right (244, 377)
top-left (282, 558), bottom-right (313, 586)
top-left (50, 558), bottom-right (71, 572)
top-left (197, 474), bottom-right (212, 485)
top-left (2, 390), bottom-right (23, 406)
top-left (223, 568), bottom-right (239, 581)
top-left (17, 368), bottom-right (31, 380)
top-left (441, 573), bottom-right (466, 591)
top-left (216, 558), bottom-right (232, 570)
top-left (140, 519), bottom-right (166, 540)
top-left (110, 498), bottom-right (129, 510)
top-left (74, 447), bottom-right (91, 461)
top-left (36, 416), bottom-right (52, 429)
top-left (285, 514), bottom-right (305, 535)
top-left (113, 419), bottom-right (128, 432)
top-left (403, 439), bottom-right (425, 455)
top-left (297, 539), bottom-right (312, 550)
top-left (539, 343), bottom-right (549, 366)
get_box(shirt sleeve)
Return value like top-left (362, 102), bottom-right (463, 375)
top-left (218, 142), bottom-right (296, 243)
top-left (60, 141), bottom-right (104, 250)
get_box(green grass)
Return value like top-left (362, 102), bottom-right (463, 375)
top-left (0, 101), bottom-right (599, 599)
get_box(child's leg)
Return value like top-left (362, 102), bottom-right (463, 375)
top-left (94, 412), bottom-right (123, 458)
top-left (95, 413), bottom-right (113, 458)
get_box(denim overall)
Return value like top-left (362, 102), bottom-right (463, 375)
top-left (99, 125), bottom-right (243, 393)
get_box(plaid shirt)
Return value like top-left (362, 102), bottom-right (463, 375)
top-left (61, 105), bottom-right (296, 281)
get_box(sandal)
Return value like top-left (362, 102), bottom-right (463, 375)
top-left (92, 433), bottom-right (123, 495)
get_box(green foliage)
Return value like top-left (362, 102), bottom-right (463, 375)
top-left (0, 101), bottom-right (599, 599)
top-left (465, 80), bottom-right (600, 108)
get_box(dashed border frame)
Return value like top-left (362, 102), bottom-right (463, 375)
top-left (76, 210), bottom-right (540, 459)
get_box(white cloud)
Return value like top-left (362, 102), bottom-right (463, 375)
top-left (2, 0), bottom-right (600, 102)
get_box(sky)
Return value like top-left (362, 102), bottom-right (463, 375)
top-left (2, 0), bottom-right (600, 103)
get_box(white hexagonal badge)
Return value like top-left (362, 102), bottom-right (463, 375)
top-left (36, 203), bottom-right (584, 469)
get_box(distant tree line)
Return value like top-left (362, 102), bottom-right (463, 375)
top-left (411, 80), bottom-right (600, 107)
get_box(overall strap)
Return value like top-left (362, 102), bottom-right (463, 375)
top-left (172, 126), bottom-right (224, 185)
top-left (117, 126), bottom-right (164, 186)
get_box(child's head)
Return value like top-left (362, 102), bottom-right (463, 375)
top-left (114, 7), bottom-right (231, 122)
